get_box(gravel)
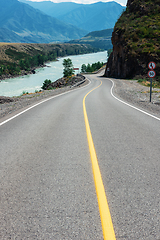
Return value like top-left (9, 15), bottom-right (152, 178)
top-left (0, 76), bottom-right (160, 120)
top-left (112, 78), bottom-right (160, 118)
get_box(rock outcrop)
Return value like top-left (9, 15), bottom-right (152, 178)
top-left (44, 74), bottom-right (85, 90)
top-left (105, 0), bottom-right (160, 79)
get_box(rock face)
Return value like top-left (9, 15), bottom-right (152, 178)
top-left (105, 0), bottom-right (160, 79)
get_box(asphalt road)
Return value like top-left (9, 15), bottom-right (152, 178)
top-left (0, 72), bottom-right (160, 239)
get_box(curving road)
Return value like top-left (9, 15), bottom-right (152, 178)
top-left (0, 72), bottom-right (160, 239)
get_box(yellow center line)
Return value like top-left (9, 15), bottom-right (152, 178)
top-left (83, 80), bottom-right (116, 240)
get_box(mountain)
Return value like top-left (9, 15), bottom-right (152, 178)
top-left (19, 0), bottom-right (125, 32)
top-left (105, 0), bottom-right (160, 79)
top-left (59, 2), bottom-right (125, 32)
top-left (19, 0), bottom-right (81, 18)
top-left (0, 0), bottom-right (87, 43)
top-left (0, 28), bottom-right (25, 43)
top-left (69, 28), bottom-right (113, 50)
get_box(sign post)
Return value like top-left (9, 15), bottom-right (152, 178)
top-left (148, 62), bottom-right (156, 102)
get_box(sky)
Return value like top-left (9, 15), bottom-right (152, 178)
top-left (27, 0), bottom-right (128, 6)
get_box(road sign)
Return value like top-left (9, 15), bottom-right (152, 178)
top-left (148, 62), bottom-right (156, 102)
top-left (148, 61), bottom-right (156, 70)
top-left (148, 70), bottom-right (156, 78)
top-left (73, 68), bottom-right (79, 70)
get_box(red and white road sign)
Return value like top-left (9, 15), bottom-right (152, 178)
top-left (148, 61), bottom-right (156, 70)
top-left (73, 68), bottom-right (79, 70)
top-left (148, 70), bottom-right (156, 78)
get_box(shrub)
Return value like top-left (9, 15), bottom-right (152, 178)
top-left (42, 79), bottom-right (52, 90)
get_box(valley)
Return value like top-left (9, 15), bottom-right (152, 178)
top-left (0, 42), bottom-right (96, 80)
top-left (1, 1), bottom-right (160, 239)
top-left (0, 0), bottom-right (124, 43)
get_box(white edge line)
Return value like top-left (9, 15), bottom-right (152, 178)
top-left (0, 79), bottom-right (91, 127)
top-left (109, 78), bottom-right (160, 121)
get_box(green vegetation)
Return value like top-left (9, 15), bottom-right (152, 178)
top-left (113, 0), bottom-right (160, 79)
top-left (18, 54), bottom-right (49, 71)
top-left (0, 53), bottom-right (49, 75)
top-left (137, 78), bottom-right (160, 88)
top-left (0, 43), bottom-right (97, 78)
top-left (81, 61), bottom-right (104, 73)
top-left (5, 48), bottom-right (29, 60)
top-left (69, 28), bottom-right (113, 50)
top-left (22, 91), bottom-right (29, 95)
top-left (85, 29), bottom-right (113, 38)
top-left (116, 13), bottom-right (160, 57)
top-left (115, 1), bottom-right (160, 54)
top-left (63, 58), bottom-right (74, 77)
top-left (41, 60), bottom-right (104, 91)
top-left (42, 79), bottom-right (52, 90)
top-left (0, 61), bottom-right (21, 76)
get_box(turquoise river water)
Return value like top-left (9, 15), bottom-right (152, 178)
top-left (0, 51), bottom-right (107, 97)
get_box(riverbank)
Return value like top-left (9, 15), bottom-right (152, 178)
top-left (0, 42), bottom-right (96, 81)
top-left (0, 51), bottom-right (107, 97)
top-left (0, 67), bottom-right (38, 81)
top-left (0, 74), bottom-right (160, 121)
top-left (0, 74), bottom-right (88, 120)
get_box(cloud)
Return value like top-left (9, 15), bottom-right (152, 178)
top-left (28, 0), bottom-right (127, 6)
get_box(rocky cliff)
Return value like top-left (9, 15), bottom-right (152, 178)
top-left (105, 0), bottom-right (160, 80)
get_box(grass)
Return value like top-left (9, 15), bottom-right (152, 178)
top-left (21, 90), bottom-right (43, 96)
top-left (5, 48), bottom-right (29, 60)
top-left (142, 90), bottom-right (160, 93)
top-left (114, 0), bottom-right (160, 59)
top-left (111, 0), bottom-right (160, 80)
top-left (137, 78), bottom-right (160, 88)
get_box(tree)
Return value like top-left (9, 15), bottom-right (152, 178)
top-left (63, 58), bottom-right (74, 77)
top-left (37, 54), bottom-right (45, 65)
top-left (19, 59), bottom-right (25, 69)
top-left (42, 79), bottom-right (52, 90)
top-left (86, 63), bottom-right (93, 72)
top-left (81, 64), bottom-right (87, 73)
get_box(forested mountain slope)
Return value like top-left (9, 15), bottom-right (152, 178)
top-left (0, 0), bottom-right (87, 43)
top-left (19, 0), bottom-right (125, 32)
top-left (69, 28), bottom-right (113, 50)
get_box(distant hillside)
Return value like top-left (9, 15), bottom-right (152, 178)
top-left (0, 0), bottom-right (87, 43)
top-left (19, 0), bottom-right (81, 18)
top-left (0, 28), bottom-right (24, 43)
top-left (19, 0), bottom-right (125, 32)
top-left (105, 0), bottom-right (160, 80)
top-left (85, 29), bottom-right (113, 38)
top-left (69, 28), bottom-right (113, 50)
top-left (0, 42), bottom-right (96, 79)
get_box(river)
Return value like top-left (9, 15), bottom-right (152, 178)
top-left (0, 51), bottom-right (107, 97)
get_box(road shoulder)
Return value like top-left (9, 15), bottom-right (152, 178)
top-left (109, 78), bottom-right (160, 119)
